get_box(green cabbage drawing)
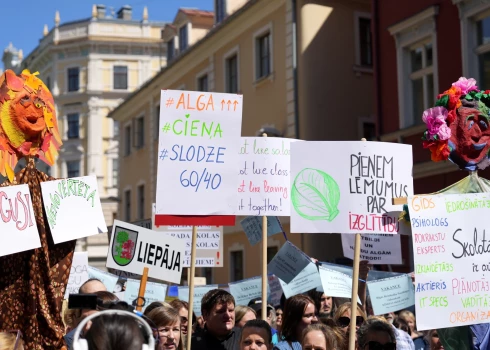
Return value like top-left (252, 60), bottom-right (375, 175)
top-left (291, 168), bottom-right (340, 221)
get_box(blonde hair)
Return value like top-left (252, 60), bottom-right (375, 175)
top-left (398, 310), bottom-right (415, 323)
top-left (333, 302), bottom-right (367, 324)
top-left (0, 332), bottom-right (24, 350)
top-left (235, 305), bottom-right (257, 324)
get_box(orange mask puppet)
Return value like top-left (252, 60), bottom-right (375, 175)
top-left (0, 69), bottom-right (61, 181)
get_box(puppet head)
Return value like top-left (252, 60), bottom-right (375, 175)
top-left (422, 77), bottom-right (490, 171)
top-left (0, 69), bottom-right (61, 181)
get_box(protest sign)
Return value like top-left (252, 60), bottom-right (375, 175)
top-left (319, 266), bottom-right (361, 302)
top-left (88, 266), bottom-right (119, 293)
top-left (290, 141), bottom-right (413, 234)
top-left (408, 193), bottom-right (490, 330)
top-left (237, 137), bottom-right (298, 215)
top-left (267, 275), bottom-right (283, 307)
top-left (65, 252), bottom-right (89, 298)
top-left (40, 175), bottom-right (107, 243)
top-left (279, 262), bottom-right (322, 298)
top-left (229, 277), bottom-right (269, 306)
top-left (0, 184), bottom-right (40, 257)
top-left (178, 285), bottom-right (218, 316)
top-left (267, 241), bottom-right (311, 284)
top-left (341, 234), bottom-right (402, 264)
top-left (106, 220), bottom-right (185, 284)
top-left (155, 90), bottom-right (242, 216)
top-left (240, 216), bottom-right (283, 246)
top-left (367, 274), bottom-right (415, 315)
top-left (124, 278), bottom-right (167, 311)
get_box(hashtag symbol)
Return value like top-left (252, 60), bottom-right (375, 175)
top-left (159, 149), bottom-right (168, 160)
top-left (162, 123), bottom-right (171, 133)
top-left (166, 98), bottom-right (174, 108)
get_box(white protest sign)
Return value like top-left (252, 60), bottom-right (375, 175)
top-left (237, 137), bottom-right (298, 215)
top-left (279, 262), bottom-right (322, 298)
top-left (229, 277), bottom-right (269, 306)
top-left (267, 241), bottom-right (311, 284)
top-left (0, 184), bottom-right (40, 257)
top-left (155, 90), bottom-right (242, 216)
top-left (106, 220), bottom-right (185, 284)
top-left (41, 175), bottom-right (107, 243)
top-left (319, 266), bottom-right (361, 303)
top-left (124, 278), bottom-right (167, 311)
top-left (267, 275), bottom-right (283, 307)
top-left (88, 266), bottom-right (119, 293)
top-left (341, 234), bottom-right (402, 264)
top-left (409, 193), bottom-right (490, 330)
top-left (65, 252), bottom-right (89, 298)
top-left (290, 141), bottom-right (413, 234)
top-left (178, 285), bottom-right (218, 317)
top-left (367, 274), bottom-right (415, 315)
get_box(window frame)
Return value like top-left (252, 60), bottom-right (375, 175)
top-left (134, 115), bottom-right (145, 149)
top-left (223, 46), bottom-right (240, 93)
top-left (215, 0), bottom-right (226, 24)
top-left (253, 23), bottom-right (273, 81)
top-left (179, 24), bottom-right (189, 52)
top-left (197, 73), bottom-right (209, 92)
top-left (137, 184), bottom-right (145, 220)
top-left (67, 113), bottom-right (80, 139)
top-left (354, 12), bottom-right (373, 68)
top-left (229, 248), bottom-right (245, 282)
top-left (124, 124), bottom-right (132, 156)
top-left (113, 65), bottom-right (128, 90)
top-left (66, 160), bottom-right (81, 178)
top-left (112, 159), bottom-right (119, 188)
top-left (124, 189), bottom-right (131, 222)
top-left (167, 38), bottom-right (175, 61)
top-left (67, 67), bottom-right (80, 92)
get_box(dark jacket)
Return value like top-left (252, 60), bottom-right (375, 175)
top-left (191, 326), bottom-right (242, 350)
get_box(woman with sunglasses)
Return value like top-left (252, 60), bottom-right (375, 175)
top-left (146, 305), bottom-right (184, 350)
top-left (273, 295), bottom-right (318, 350)
top-left (275, 308), bottom-right (283, 333)
top-left (356, 317), bottom-right (396, 350)
top-left (333, 302), bottom-right (367, 334)
top-left (0, 331), bottom-right (24, 350)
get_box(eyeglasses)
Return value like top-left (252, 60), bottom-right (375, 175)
top-left (6, 330), bottom-right (22, 350)
top-left (337, 316), bottom-right (364, 328)
top-left (363, 341), bottom-right (396, 350)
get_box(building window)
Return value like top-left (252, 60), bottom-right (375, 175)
top-left (363, 121), bottom-right (377, 140)
top-left (67, 113), bottom-right (80, 139)
top-left (124, 190), bottom-right (131, 222)
top-left (113, 120), bottom-right (120, 138)
top-left (476, 14), bottom-right (490, 88)
top-left (137, 185), bottom-right (145, 220)
top-left (267, 246), bottom-right (278, 264)
top-left (389, 6), bottom-right (438, 128)
top-left (113, 66), bottom-right (128, 90)
top-left (112, 159), bottom-right (118, 187)
top-left (179, 25), bottom-right (188, 52)
top-left (66, 161), bottom-right (80, 178)
top-left (68, 67), bottom-right (80, 92)
top-left (124, 125), bottom-right (131, 156)
top-left (216, 0), bottom-right (226, 23)
top-left (46, 76), bottom-right (51, 90)
top-left (256, 32), bottom-right (271, 80)
top-left (359, 17), bottom-right (372, 66)
top-left (154, 105), bottom-right (160, 140)
top-left (230, 250), bottom-right (244, 281)
top-left (134, 116), bottom-right (145, 149)
top-left (202, 267), bottom-right (213, 284)
top-left (167, 38), bottom-right (175, 61)
top-left (225, 54), bottom-right (238, 93)
top-left (197, 74), bottom-right (208, 92)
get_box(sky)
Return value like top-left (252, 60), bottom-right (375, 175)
top-left (0, 0), bottom-right (213, 70)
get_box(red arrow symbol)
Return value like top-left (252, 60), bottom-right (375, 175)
top-left (233, 100), bottom-right (238, 111)
top-left (221, 99), bottom-right (225, 111)
top-left (227, 100), bottom-right (231, 111)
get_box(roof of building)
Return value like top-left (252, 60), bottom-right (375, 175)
top-left (179, 8), bottom-right (214, 18)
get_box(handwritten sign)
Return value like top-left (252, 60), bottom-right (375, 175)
top-left (229, 277), bottom-right (269, 306)
top-left (65, 252), bottom-right (89, 298)
top-left (40, 175), bottom-right (107, 243)
top-left (341, 234), bottom-right (402, 264)
top-left (280, 262), bottom-right (322, 298)
top-left (240, 216), bottom-right (283, 246)
top-left (155, 90), bottom-right (243, 216)
top-left (237, 137), bottom-right (298, 215)
top-left (0, 184), bottom-right (40, 257)
top-left (290, 141), bottom-right (413, 234)
top-left (88, 266), bottom-right (119, 293)
top-left (106, 220), bottom-right (185, 284)
top-left (178, 285), bottom-right (218, 316)
top-left (408, 193), bottom-right (490, 330)
top-left (124, 278), bottom-right (167, 311)
top-left (319, 266), bottom-right (361, 302)
top-left (267, 241), bottom-right (311, 284)
top-left (267, 275), bottom-right (283, 307)
top-left (367, 275), bottom-right (415, 315)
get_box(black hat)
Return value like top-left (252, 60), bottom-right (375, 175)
top-left (247, 297), bottom-right (274, 314)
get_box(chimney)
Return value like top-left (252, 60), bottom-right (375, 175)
top-left (96, 4), bottom-right (106, 19)
top-left (117, 5), bottom-right (132, 20)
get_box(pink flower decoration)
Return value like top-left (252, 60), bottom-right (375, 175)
top-left (422, 107), bottom-right (452, 140)
top-left (452, 77), bottom-right (478, 95)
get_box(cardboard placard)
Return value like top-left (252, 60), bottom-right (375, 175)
top-left (267, 241), bottom-right (311, 284)
top-left (240, 216), bottom-right (283, 246)
top-left (279, 262), bottom-right (322, 298)
top-left (229, 276), bottom-right (269, 306)
top-left (178, 285), bottom-right (218, 317)
top-left (319, 266), bottom-right (361, 303)
top-left (65, 252), bottom-right (89, 298)
top-left (367, 274), bottom-right (415, 315)
top-left (88, 266), bottom-right (119, 293)
top-left (341, 234), bottom-right (402, 264)
top-left (124, 278), bottom-right (167, 311)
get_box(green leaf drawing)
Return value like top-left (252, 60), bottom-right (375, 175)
top-left (291, 168), bottom-right (340, 221)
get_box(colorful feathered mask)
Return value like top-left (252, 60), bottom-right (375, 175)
top-left (0, 69), bottom-right (61, 181)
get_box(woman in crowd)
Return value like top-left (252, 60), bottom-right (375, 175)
top-left (170, 299), bottom-right (195, 336)
top-left (399, 310), bottom-right (427, 349)
top-left (240, 319), bottom-right (273, 350)
top-left (356, 317), bottom-right (396, 350)
top-left (146, 305), bottom-right (184, 350)
top-left (426, 329), bottom-right (443, 350)
top-left (273, 295), bottom-right (318, 350)
top-left (0, 331), bottom-right (24, 350)
top-left (275, 307), bottom-right (283, 333)
top-left (144, 301), bottom-right (171, 317)
top-left (235, 306), bottom-right (257, 328)
top-left (301, 323), bottom-right (340, 350)
top-left (333, 302), bottom-right (367, 335)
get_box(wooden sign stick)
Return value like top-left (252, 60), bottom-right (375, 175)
top-left (261, 215), bottom-right (268, 321)
top-left (136, 267), bottom-right (149, 312)
top-left (186, 225), bottom-right (198, 350)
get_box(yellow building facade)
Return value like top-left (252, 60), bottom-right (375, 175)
top-left (110, 0), bottom-right (374, 283)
